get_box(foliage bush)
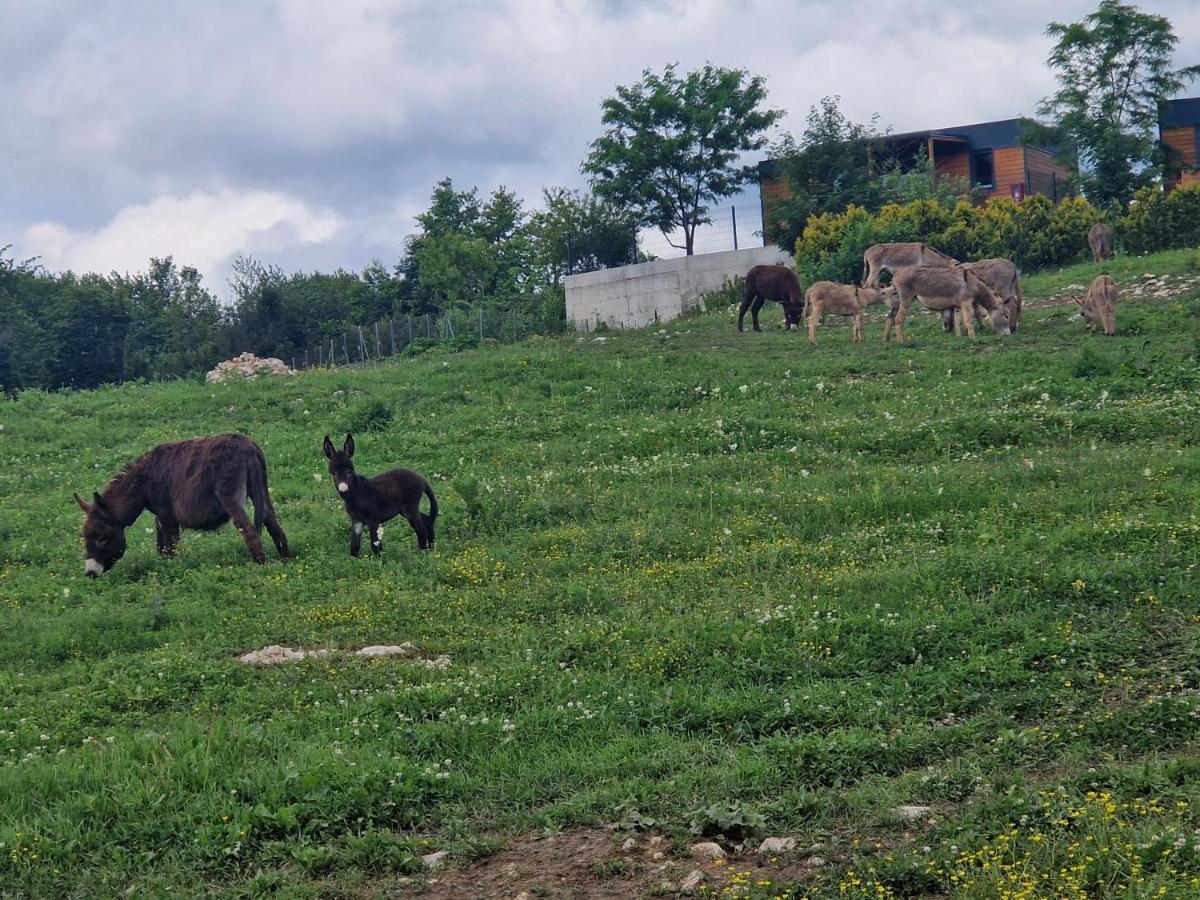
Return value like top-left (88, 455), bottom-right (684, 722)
top-left (795, 184), bottom-right (1200, 289)
top-left (795, 193), bottom-right (1107, 286)
top-left (1119, 184), bottom-right (1200, 254)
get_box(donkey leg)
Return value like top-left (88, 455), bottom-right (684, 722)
top-left (253, 497), bottom-right (291, 559)
top-left (737, 296), bottom-right (752, 332)
top-left (370, 522), bottom-right (383, 556)
top-left (422, 513), bottom-right (436, 550)
top-left (220, 494), bottom-right (267, 564)
top-left (960, 301), bottom-right (976, 337)
top-left (350, 519), bottom-right (364, 557)
top-left (155, 516), bottom-right (180, 556)
top-left (403, 508), bottom-right (430, 550)
top-left (750, 297), bottom-right (765, 332)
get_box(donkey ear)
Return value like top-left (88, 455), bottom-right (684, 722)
top-left (323, 435), bottom-right (335, 459)
top-left (344, 434), bottom-right (355, 458)
top-left (74, 492), bottom-right (93, 514)
top-left (92, 492), bottom-right (113, 519)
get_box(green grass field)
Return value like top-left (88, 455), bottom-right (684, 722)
top-left (4, 250), bottom-right (1200, 898)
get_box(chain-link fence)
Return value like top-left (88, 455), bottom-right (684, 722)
top-left (285, 307), bottom-right (564, 371)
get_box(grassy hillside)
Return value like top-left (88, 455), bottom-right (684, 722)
top-left (3, 250), bottom-right (1200, 898)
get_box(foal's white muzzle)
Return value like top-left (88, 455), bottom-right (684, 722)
top-left (85, 558), bottom-right (104, 577)
top-left (337, 481), bottom-right (350, 493)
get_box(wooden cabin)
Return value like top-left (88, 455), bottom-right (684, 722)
top-left (759, 116), bottom-right (1070, 231)
top-left (879, 118), bottom-right (1068, 201)
top-left (1161, 97), bottom-right (1200, 189)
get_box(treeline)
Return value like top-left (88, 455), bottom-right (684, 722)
top-left (0, 180), bottom-right (638, 393)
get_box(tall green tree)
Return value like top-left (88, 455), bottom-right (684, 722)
top-left (767, 97), bottom-right (884, 251)
top-left (527, 187), bottom-right (637, 286)
top-left (1036, 0), bottom-right (1200, 207)
top-left (397, 178), bottom-right (534, 314)
top-left (582, 63), bottom-right (781, 255)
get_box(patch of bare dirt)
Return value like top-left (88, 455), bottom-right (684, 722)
top-left (366, 828), bottom-right (828, 898)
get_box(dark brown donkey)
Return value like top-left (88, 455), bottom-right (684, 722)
top-left (74, 433), bottom-right (290, 577)
top-left (738, 265), bottom-right (804, 332)
top-left (323, 434), bottom-right (438, 555)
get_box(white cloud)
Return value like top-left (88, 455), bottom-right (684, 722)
top-left (22, 190), bottom-right (346, 283)
top-left (2, 0), bottom-right (1197, 284)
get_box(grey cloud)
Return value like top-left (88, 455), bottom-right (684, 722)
top-left (2, 0), bottom-right (1197, 291)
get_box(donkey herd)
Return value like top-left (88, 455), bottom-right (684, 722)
top-left (738, 231), bottom-right (1120, 344)
top-left (75, 233), bottom-right (1121, 578)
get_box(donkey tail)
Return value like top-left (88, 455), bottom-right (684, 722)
top-left (424, 481), bottom-right (439, 521)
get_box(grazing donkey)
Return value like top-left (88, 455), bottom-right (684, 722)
top-left (884, 266), bottom-right (1011, 342)
top-left (738, 265), bottom-right (804, 332)
top-left (861, 242), bottom-right (958, 289)
top-left (1088, 223), bottom-right (1115, 262)
top-left (805, 281), bottom-right (896, 344)
top-left (74, 433), bottom-right (290, 577)
top-left (323, 434), bottom-right (438, 554)
top-left (941, 258), bottom-right (1025, 333)
top-left (1078, 275), bottom-right (1118, 336)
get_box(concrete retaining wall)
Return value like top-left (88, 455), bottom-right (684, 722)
top-left (564, 245), bottom-right (790, 332)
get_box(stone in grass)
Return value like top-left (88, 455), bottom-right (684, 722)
top-left (355, 643), bottom-right (415, 658)
top-left (892, 805), bottom-right (933, 821)
top-left (679, 869), bottom-right (704, 894)
top-left (238, 645), bottom-right (332, 666)
top-left (689, 842), bottom-right (727, 861)
top-left (757, 836), bottom-right (797, 854)
top-left (620, 837), bottom-right (637, 853)
top-left (422, 850), bottom-right (448, 870)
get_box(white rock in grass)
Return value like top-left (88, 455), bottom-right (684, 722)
top-left (239, 645), bottom-right (308, 666)
top-left (423, 654), bottom-right (453, 670)
top-left (689, 842), bottom-right (726, 860)
top-left (422, 850), bottom-right (448, 870)
top-left (893, 805), bottom-right (933, 821)
top-left (757, 836), bottom-right (797, 854)
top-left (355, 643), bottom-right (415, 658)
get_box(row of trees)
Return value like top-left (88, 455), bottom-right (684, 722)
top-left (0, 181), bottom-right (640, 392)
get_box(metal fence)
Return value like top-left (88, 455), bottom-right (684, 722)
top-left (285, 307), bottom-right (563, 371)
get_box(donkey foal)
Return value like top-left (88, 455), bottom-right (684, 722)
top-left (323, 434), bottom-right (438, 555)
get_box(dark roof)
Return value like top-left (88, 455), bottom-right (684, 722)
top-left (1161, 97), bottom-right (1200, 128)
top-left (883, 117), bottom-right (1030, 150)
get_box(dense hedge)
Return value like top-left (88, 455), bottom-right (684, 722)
top-left (1121, 185), bottom-right (1200, 254)
top-left (793, 185), bottom-right (1200, 286)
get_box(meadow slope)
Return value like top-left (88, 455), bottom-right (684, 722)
top-left (3, 251), bottom-right (1200, 898)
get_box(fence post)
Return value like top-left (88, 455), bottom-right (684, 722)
top-left (343, 333), bottom-right (350, 365)
top-left (425, 314), bottom-right (432, 338)
top-left (374, 321), bottom-right (381, 359)
top-left (389, 319), bottom-right (396, 356)
top-left (478, 307), bottom-right (484, 339)
top-left (732, 206), bottom-right (738, 251)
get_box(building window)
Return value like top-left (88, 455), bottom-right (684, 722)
top-left (972, 150), bottom-right (995, 188)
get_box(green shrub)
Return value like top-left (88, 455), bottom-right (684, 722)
top-left (1120, 185), bottom-right (1200, 254)
top-left (344, 397), bottom-right (393, 433)
top-left (794, 193), bottom-right (1105, 282)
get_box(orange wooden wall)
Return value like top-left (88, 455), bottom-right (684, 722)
top-left (1163, 126), bottom-right (1197, 167)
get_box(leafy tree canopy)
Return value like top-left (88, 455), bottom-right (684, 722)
top-left (1035, 0), bottom-right (1200, 207)
top-left (582, 63), bottom-right (781, 255)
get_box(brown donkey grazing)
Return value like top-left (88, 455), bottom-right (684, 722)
top-left (1088, 223), bottom-right (1115, 262)
top-left (1078, 274), bottom-right (1118, 336)
top-left (74, 433), bottom-right (290, 577)
top-left (323, 434), bottom-right (438, 555)
top-left (738, 265), bottom-right (804, 332)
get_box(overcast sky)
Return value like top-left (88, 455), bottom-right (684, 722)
top-left (2, 0), bottom-right (1197, 296)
